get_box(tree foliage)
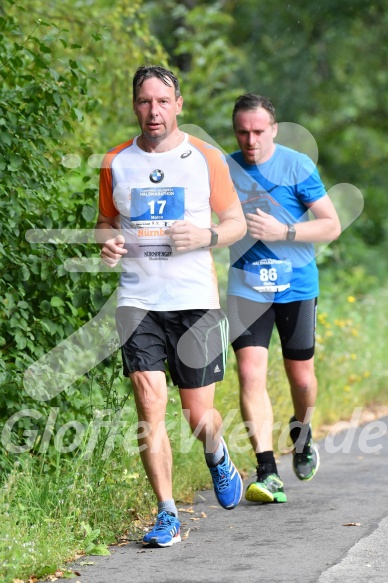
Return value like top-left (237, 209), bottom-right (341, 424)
top-left (7, 0), bottom-right (167, 148)
top-left (0, 1), bottom-right (167, 442)
top-left (0, 8), bottom-right (93, 419)
top-left (1, 0), bottom-right (388, 445)
top-left (146, 0), bottom-right (245, 136)
top-left (230, 0), bottom-right (388, 253)
top-left (146, 0), bottom-right (388, 273)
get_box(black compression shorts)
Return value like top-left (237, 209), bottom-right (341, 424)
top-left (115, 307), bottom-right (229, 388)
top-left (227, 296), bottom-right (317, 361)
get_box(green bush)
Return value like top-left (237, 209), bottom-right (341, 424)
top-left (0, 7), bottom-right (119, 450)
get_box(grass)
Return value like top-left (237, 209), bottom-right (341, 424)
top-left (315, 287), bottom-right (388, 421)
top-left (0, 446), bottom-right (155, 582)
top-left (172, 284), bottom-right (388, 490)
top-left (1, 285), bottom-right (388, 581)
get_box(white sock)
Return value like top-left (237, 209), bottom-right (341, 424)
top-left (158, 499), bottom-right (178, 518)
top-left (205, 441), bottom-right (224, 467)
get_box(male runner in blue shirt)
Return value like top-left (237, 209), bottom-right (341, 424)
top-left (227, 93), bottom-right (341, 503)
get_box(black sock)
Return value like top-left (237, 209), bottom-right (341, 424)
top-left (290, 416), bottom-right (311, 447)
top-left (256, 451), bottom-right (277, 473)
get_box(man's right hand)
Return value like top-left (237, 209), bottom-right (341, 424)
top-left (100, 235), bottom-right (127, 267)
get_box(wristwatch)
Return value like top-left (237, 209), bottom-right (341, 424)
top-left (208, 228), bottom-right (218, 247)
top-left (286, 224), bottom-right (296, 241)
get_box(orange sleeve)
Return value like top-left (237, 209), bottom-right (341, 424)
top-left (188, 136), bottom-right (238, 214)
top-left (98, 139), bottom-right (134, 217)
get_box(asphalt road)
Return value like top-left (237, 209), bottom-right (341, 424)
top-left (70, 416), bottom-right (388, 583)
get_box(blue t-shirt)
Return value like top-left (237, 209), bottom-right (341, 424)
top-left (227, 144), bottom-right (326, 303)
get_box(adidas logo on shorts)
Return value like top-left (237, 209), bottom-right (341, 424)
top-left (214, 364), bottom-right (221, 373)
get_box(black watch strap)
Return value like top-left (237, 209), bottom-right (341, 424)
top-left (208, 228), bottom-right (218, 247)
top-left (286, 224), bottom-right (296, 241)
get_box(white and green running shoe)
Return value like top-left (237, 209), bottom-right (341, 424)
top-left (245, 463), bottom-right (287, 503)
top-left (289, 415), bottom-right (320, 481)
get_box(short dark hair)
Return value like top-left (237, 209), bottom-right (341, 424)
top-left (133, 65), bottom-right (181, 100)
top-left (232, 93), bottom-right (276, 126)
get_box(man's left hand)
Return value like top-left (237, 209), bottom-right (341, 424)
top-left (165, 220), bottom-right (210, 252)
top-left (246, 208), bottom-right (285, 242)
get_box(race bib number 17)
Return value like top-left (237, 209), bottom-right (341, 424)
top-left (130, 186), bottom-right (185, 227)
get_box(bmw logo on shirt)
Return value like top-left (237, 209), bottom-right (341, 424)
top-left (149, 169), bottom-right (164, 183)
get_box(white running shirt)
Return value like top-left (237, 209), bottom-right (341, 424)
top-left (99, 133), bottom-right (238, 310)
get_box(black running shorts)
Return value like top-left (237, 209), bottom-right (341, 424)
top-left (115, 307), bottom-right (229, 388)
top-left (228, 296), bottom-right (317, 361)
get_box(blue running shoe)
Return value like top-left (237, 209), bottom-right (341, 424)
top-left (207, 437), bottom-right (242, 510)
top-left (142, 511), bottom-right (181, 548)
